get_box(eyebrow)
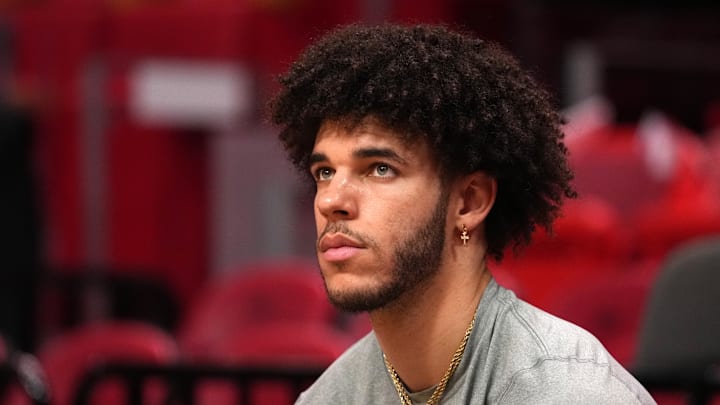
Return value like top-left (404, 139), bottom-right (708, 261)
top-left (309, 147), bottom-right (408, 167)
top-left (308, 152), bottom-right (329, 166)
top-left (354, 147), bottom-right (407, 164)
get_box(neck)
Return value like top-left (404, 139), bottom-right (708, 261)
top-left (370, 256), bottom-right (492, 393)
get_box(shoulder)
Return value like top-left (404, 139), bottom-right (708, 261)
top-left (495, 356), bottom-right (656, 404)
top-left (295, 332), bottom-right (394, 404)
top-left (487, 288), bottom-right (655, 404)
top-left (487, 287), bottom-right (613, 370)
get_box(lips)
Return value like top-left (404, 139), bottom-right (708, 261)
top-left (318, 234), bottom-right (365, 262)
top-left (318, 234), bottom-right (364, 252)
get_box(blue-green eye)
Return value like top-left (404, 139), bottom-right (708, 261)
top-left (315, 167), bottom-right (334, 181)
top-left (371, 163), bottom-right (395, 177)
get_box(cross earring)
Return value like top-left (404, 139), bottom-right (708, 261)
top-left (460, 225), bottom-right (470, 246)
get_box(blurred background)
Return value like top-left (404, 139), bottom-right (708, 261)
top-left (1, 0), bottom-right (719, 404)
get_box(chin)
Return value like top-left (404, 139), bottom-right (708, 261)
top-left (323, 270), bottom-right (377, 295)
top-left (327, 289), bottom-right (382, 313)
top-left (324, 274), bottom-right (401, 313)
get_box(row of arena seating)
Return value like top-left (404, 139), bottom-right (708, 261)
top-left (0, 258), bottom-right (367, 405)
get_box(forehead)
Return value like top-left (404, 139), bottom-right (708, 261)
top-left (313, 118), bottom-right (434, 161)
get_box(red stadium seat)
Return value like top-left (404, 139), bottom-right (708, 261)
top-left (178, 258), bottom-right (337, 359)
top-left (196, 321), bottom-right (354, 405)
top-left (631, 129), bottom-right (720, 262)
top-left (633, 185), bottom-right (720, 263)
top-left (35, 321), bottom-right (178, 405)
top-left (704, 128), bottom-right (720, 206)
top-left (212, 321), bottom-right (353, 367)
top-left (568, 125), bottom-right (669, 220)
top-left (499, 196), bottom-right (629, 309)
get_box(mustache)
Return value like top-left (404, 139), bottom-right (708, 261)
top-left (317, 222), bottom-right (375, 248)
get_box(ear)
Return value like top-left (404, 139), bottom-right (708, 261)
top-left (450, 171), bottom-right (497, 232)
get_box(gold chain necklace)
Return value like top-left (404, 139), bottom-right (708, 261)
top-left (383, 316), bottom-right (476, 405)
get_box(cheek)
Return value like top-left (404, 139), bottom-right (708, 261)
top-left (368, 194), bottom-right (432, 233)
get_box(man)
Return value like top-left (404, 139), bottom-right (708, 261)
top-left (271, 23), bottom-right (655, 404)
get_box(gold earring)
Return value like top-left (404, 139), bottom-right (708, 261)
top-left (460, 225), bottom-right (470, 246)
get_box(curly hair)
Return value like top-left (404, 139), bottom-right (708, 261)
top-left (270, 23), bottom-right (576, 261)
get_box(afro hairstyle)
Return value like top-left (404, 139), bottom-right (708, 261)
top-left (270, 23), bottom-right (576, 261)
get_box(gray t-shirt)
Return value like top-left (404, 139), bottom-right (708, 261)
top-left (296, 279), bottom-right (656, 404)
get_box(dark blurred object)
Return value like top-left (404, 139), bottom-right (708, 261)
top-left (0, 0), bottom-right (45, 10)
top-left (534, 0), bottom-right (720, 9)
top-left (74, 362), bottom-right (324, 405)
top-left (633, 237), bottom-right (720, 404)
top-left (0, 103), bottom-right (41, 353)
top-left (493, 0), bottom-right (720, 133)
top-left (37, 267), bottom-right (181, 342)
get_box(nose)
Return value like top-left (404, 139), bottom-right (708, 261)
top-left (315, 175), bottom-right (359, 221)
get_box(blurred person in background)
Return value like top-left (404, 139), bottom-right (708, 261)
top-left (0, 18), bottom-right (41, 353)
top-left (271, 23), bottom-right (654, 404)
top-left (0, 102), bottom-right (40, 353)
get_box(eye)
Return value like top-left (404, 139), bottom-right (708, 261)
top-left (314, 167), bottom-right (334, 181)
top-left (370, 163), bottom-right (395, 177)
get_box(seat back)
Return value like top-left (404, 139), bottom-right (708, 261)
top-left (213, 321), bottom-right (353, 367)
top-left (634, 237), bottom-right (720, 376)
top-left (37, 321), bottom-right (178, 405)
top-left (178, 258), bottom-right (336, 358)
top-left (568, 125), bottom-right (668, 219)
top-left (498, 197), bottom-right (628, 308)
top-left (196, 321), bottom-right (354, 405)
